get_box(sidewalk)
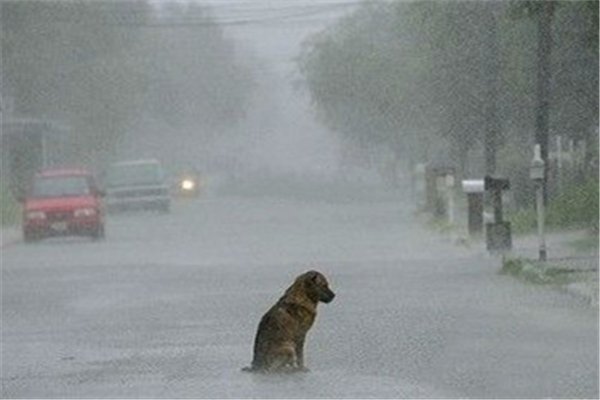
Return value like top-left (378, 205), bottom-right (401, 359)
top-left (505, 230), bottom-right (599, 307)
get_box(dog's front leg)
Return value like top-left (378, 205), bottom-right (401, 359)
top-left (268, 343), bottom-right (298, 373)
top-left (295, 336), bottom-right (310, 372)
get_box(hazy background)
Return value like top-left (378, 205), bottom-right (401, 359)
top-left (129, 0), bottom-right (359, 180)
top-left (2, 0), bottom-right (598, 218)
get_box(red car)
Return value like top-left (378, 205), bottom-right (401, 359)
top-left (21, 168), bottom-right (105, 242)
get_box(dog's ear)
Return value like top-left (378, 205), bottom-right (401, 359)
top-left (305, 270), bottom-right (320, 283)
top-left (307, 271), bottom-right (330, 288)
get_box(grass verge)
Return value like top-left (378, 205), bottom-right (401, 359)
top-left (501, 257), bottom-right (594, 286)
top-left (569, 235), bottom-right (599, 252)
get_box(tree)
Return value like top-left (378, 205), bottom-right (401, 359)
top-left (300, 1), bottom-right (509, 180)
top-left (508, 0), bottom-right (599, 197)
top-left (138, 2), bottom-right (254, 132)
top-left (300, 3), bottom-right (435, 185)
top-left (2, 0), bottom-right (255, 167)
top-left (2, 0), bottom-right (153, 165)
top-left (551, 2), bottom-right (598, 178)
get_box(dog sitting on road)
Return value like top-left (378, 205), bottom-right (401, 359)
top-left (242, 270), bottom-right (335, 373)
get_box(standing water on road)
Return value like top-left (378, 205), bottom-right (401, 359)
top-left (2, 193), bottom-right (597, 398)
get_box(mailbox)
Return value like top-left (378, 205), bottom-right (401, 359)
top-left (462, 179), bottom-right (484, 194)
top-left (462, 180), bottom-right (484, 236)
top-left (484, 176), bottom-right (510, 191)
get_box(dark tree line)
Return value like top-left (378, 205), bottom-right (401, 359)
top-left (299, 1), bottom-right (598, 196)
top-left (2, 0), bottom-right (254, 167)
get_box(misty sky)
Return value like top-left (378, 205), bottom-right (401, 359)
top-left (146, 0), bottom-right (359, 177)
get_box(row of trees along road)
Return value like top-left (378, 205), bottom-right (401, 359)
top-left (299, 0), bottom-right (598, 207)
top-left (2, 0), bottom-right (254, 168)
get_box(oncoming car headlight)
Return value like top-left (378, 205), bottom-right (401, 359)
top-left (181, 179), bottom-right (195, 191)
top-left (27, 211), bottom-right (46, 220)
top-left (74, 207), bottom-right (97, 217)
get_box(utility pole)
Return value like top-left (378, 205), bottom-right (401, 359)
top-left (484, 3), bottom-right (500, 177)
top-left (535, 1), bottom-right (554, 205)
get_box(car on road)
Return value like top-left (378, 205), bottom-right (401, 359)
top-left (176, 166), bottom-right (205, 199)
top-left (21, 168), bottom-right (105, 242)
top-left (104, 159), bottom-right (171, 213)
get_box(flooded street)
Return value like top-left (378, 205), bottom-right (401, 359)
top-left (2, 191), bottom-right (597, 398)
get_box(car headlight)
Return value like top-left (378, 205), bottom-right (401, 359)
top-left (26, 211), bottom-right (46, 220)
top-left (74, 207), bottom-right (97, 217)
top-left (181, 179), bottom-right (195, 191)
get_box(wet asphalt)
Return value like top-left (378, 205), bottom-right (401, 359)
top-left (2, 192), bottom-right (598, 398)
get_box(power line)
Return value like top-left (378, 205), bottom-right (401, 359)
top-left (210, 3), bottom-right (360, 26)
top-left (14, 1), bottom-right (361, 27)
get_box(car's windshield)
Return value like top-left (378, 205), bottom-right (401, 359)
top-left (31, 176), bottom-right (90, 198)
top-left (106, 164), bottom-right (162, 187)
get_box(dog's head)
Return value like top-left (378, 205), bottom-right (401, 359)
top-left (302, 270), bottom-right (335, 304)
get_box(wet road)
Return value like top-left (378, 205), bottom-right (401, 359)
top-left (2, 191), bottom-right (598, 398)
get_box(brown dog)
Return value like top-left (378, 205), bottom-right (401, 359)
top-left (242, 270), bottom-right (335, 373)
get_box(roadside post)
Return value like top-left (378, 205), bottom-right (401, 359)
top-left (484, 176), bottom-right (512, 254)
top-left (462, 179), bottom-right (484, 237)
top-left (530, 144), bottom-right (546, 261)
top-left (445, 174), bottom-right (455, 225)
top-left (428, 167), bottom-right (455, 220)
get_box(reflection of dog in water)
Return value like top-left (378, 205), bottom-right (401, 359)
top-left (242, 270), bottom-right (335, 373)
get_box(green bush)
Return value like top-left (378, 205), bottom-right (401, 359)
top-left (509, 208), bottom-right (537, 234)
top-left (509, 178), bottom-right (599, 234)
top-left (547, 178), bottom-right (598, 233)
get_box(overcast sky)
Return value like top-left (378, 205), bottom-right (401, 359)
top-left (148, 0), bottom-right (360, 176)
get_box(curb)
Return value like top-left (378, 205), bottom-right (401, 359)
top-left (501, 257), bottom-right (599, 307)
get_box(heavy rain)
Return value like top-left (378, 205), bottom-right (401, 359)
top-left (1, 0), bottom-right (598, 398)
